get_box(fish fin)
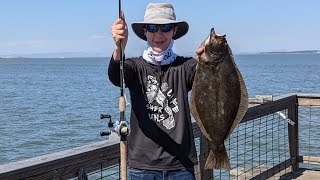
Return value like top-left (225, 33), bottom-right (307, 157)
top-left (226, 47), bottom-right (249, 139)
top-left (205, 144), bottom-right (231, 170)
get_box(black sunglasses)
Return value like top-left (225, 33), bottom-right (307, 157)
top-left (145, 24), bottom-right (174, 33)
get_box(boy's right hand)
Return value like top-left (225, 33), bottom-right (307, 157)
top-left (111, 11), bottom-right (128, 60)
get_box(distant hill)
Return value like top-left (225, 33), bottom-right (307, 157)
top-left (2, 50), bottom-right (319, 59)
top-left (260, 50), bottom-right (320, 54)
top-left (0, 52), bottom-right (107, 58)
top-left (182, 50), bottom-right (320, 56)
top-left (0, 56), bottom-right (25, 59)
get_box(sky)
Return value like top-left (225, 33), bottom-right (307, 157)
top-left (0, 0), bottom-right (319, 57)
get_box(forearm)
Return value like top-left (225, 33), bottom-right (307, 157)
top-left (108, 55), bottom-right (121, 87)
top-left (108, 53), bottom-right (133, 88)
top-left (112, 45), bottom-right (124, 62)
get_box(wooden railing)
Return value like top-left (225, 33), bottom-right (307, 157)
top-left (0, 93), bottom-right (319, 180)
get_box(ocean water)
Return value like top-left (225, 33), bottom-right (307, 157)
top-left (0, 54), bottom-right (319, 165)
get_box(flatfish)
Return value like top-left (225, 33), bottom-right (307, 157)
top-left (190, 28), bottom-right (248, 169)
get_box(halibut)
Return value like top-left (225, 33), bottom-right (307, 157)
top-left (190, 28), bottom-right (248, 169)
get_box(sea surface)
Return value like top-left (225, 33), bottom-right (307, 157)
top-left (0, 54), bottom-right (319, 165)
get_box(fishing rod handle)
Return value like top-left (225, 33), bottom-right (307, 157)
top-left (120, 141), bottom-right (127, 179)
top-left (119, 96), bottom-right (126, 112)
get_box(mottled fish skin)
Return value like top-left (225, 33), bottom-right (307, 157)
top-left (190, 28), bottom-right (248, 169)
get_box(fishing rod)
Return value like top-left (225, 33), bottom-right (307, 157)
top-left (100, 0), bottom-right (129, 179)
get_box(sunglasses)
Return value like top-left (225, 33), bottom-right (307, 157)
top-left (145, 24), bottom-right (174, 33)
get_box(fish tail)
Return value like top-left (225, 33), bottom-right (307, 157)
top-left (205, 145), bottom-right (231, 169)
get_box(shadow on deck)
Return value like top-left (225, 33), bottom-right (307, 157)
top-left (280, 168), bottom-right (320, 180)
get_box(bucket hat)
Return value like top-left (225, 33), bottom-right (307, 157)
top-left (131, 3), bottom-right (189, 41)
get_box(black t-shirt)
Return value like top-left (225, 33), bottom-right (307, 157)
top-left (108, 56), bottom-right (198, 170)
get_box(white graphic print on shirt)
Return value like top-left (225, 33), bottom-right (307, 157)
top-left (145, 75), bottom-right (179, 130)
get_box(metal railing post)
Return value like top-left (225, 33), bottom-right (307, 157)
top-left (198, 133), bottom-right (213, 180)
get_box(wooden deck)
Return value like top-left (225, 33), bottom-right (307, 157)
top-left (229, 166), bottom-right (320, 180)
top-left (279, 169), bottom-right (320, 180)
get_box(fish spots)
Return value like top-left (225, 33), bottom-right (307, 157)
top-left (219, 101), bottom-right (225, 114)
top-left (220, 101), bottom-right (224, 107)
top-left (201, 73), bottom-right (206, 80)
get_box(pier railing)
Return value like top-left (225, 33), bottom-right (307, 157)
top-left (0, 93), bottom-right (319, 180)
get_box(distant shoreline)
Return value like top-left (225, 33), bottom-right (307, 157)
top-left (0, 56), bottom-right (108, 59)
top-left (259, 50), bottom-right (320, 55)
top-left (1, 50), bottom-right (319, 59)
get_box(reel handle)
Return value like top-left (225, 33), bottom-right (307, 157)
top-left (100, 131), bottom-right (111, 136)
top-left (100, 114), bottom-right (114, 137)
top-left (100, 114), bottom-right (111, 119)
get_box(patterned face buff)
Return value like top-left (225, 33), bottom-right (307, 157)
top-left (143, 40), bottom-right (177, 65)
